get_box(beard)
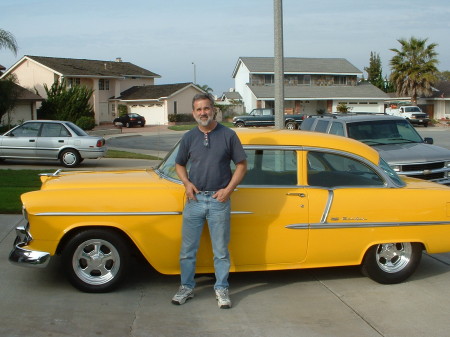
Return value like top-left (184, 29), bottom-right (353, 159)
top-left (194, 115), bottom-right (213, 127)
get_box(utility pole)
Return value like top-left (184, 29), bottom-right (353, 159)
top-left (192, 62), bottom-right (197, 84)
top-left (274, 0), bottom-right (285, 129)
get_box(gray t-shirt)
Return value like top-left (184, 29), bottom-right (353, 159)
top-left (175, 123), bottom-right (246, 191)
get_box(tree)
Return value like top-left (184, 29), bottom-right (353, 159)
top-left (437, 71), bottom-right (450, 81)
top-left (389, 37), bottom-right (439, 104)
top-left (37, 80), bottom-right (96, 129)
top-left (0, 28), bottom-right (18, 56)
top-left (364, 52), bottom-right (384, 90)
top-left (0, 75), bottom-right (20, 127)
top-left (199, 84), bottom-right (213, 93)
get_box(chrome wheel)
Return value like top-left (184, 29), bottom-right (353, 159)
top-left (362, 242), bottom-right (422, 284)
top-left (62, 230), bottom-right (129, 292)
top-left (72, 238), bottom-right (120, 286)
top-left (375, 243), bottom-right (412, 273)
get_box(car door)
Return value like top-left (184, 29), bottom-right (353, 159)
top-left (35, 122), bottom-right (71, 159)
top-left (204, 147), bottom-right (310, 270)
top-left (0, 122), bottom-right (41, 158)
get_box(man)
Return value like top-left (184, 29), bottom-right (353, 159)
top-left (171, 93), bottom-right (247, 309)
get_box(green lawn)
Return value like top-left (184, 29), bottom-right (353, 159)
top-left (0, 169), bottom-right (43, 213)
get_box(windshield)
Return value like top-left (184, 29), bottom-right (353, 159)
top-left (379, 158), bottom-right (405, 186)
top-left (347, 119), bottom-right (423, 145)
top-left (404, 107), bottom-right (422, 113)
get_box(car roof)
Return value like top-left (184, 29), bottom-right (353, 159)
top-left (234, 128), bottom-right (380, 165)
top-left (307, 114), bottom-right (405, 123)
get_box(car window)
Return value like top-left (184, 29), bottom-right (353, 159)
top-left (307, 151), bottom-right (384, 188)
top-left (314, 120), bottom-right (329, 133)
top-left (41, 123), bottom-right (70, 137)
top-left (240, 149), bottom-right (297, 185)
top-left (262, 109), bottom-right (272, 116)
top-left (300, 118), bottom-right (315, 130)
top-left (329, 122), bottom-right (345, 136)
top-left (10, 123), bottom-right (41, 137)
top-left (347, 120), bottom-right (422, 143)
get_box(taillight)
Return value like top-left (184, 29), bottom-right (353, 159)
top-left (96, 139), bottom-right (105, 147)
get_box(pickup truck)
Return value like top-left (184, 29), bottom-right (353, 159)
top-left (232, 108), bottom-right (305, 129)
top-left (385, 105), bottom-right (430, 127)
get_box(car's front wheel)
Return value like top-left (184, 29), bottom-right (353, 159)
top-left (361, 242), bottom-right (422, 284)
top-left (235, 121), bottom-right (245, 128)
top-left (62, 229), bottom-right (130, 292)
top-left (60, 149), bottom-right (81, 168)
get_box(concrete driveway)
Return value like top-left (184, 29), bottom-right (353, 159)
top-left (1, 214), bottom-right (450, 337)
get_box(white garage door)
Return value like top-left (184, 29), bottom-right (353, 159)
top-left (130, 104), bottom-right (166, 125)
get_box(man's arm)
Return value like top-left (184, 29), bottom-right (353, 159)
top-left (175, 163), bottom-right (199, 200)
top-left (214, 160), bottom-right (247, 203)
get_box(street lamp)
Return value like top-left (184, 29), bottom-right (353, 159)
top-left (192, 62), bottom-right (197, 84)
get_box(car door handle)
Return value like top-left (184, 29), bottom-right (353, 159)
top-left (29, 139), bottom-right (35, 143)
top-left (58, 140), bottom-right (64, 143)
top-left (287, 193), bottom-right (306, 197)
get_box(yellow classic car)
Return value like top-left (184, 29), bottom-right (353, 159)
top-left (9, 129), bottom-right (450, 292)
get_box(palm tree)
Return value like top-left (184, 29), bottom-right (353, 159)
top-left (0, 28), bottom-right (18, 55)
top-left (389, 37), bottom-right (439, 104)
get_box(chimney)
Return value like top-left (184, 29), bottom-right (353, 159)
top-left (115, 57), bottom-right (122, 62)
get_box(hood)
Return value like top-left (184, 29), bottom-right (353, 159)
top-left (372, 142), bottom-right (450, 165)
top-left (22, 169), bottom-right (184, 215)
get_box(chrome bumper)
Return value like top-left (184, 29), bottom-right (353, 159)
top-left (9, 224), bottom-right (50, 268)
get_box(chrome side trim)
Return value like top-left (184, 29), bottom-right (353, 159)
top-left (321, 190), bottom-right (334, 223)
top-left (286, 221), bottom-right (450, 230)
top-left (231, 211), bottom-right (253, 215)
top-left (35, 211), bottom-right (182, 216)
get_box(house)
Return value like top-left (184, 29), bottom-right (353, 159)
top-left (232, 57), bottom-right (389, 114)
top-left (117, 83), bottom-right (204, 125)
top-left (419, 81), bottom-right (450, 120)
top-left (0, 82), bottom-right (42, 125)
top-left (216, 90), bottom-right (244, 116)
top-left (0, 55), bottom-right (161, 124)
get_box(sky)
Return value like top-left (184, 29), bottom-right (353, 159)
top-left (1, 0), bottom-right (450, 95)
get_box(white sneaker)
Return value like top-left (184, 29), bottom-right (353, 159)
top-left (215, 288), bottom-right (232, 309)
top-left (172, 286), bottom-right (194, 305)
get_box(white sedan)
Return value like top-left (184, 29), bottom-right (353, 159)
top-left (0, 120), bottom-right (107, 167)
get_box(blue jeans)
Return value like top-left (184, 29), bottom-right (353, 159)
top-left (179, 192), bottom-right (231, 290)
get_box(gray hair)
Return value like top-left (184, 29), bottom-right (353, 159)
top-left (192, 93), bottom-right (214, 110)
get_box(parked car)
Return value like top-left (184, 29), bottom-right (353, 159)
top-left (9, 129), bottom-right (450, 292)
top-left (0, 120), bottom-right (107, 168)
top-left (301, 114), bottom-right (450, 185)
top-left (232, 108), bottom-right (305, 129)
top-left (113, 113), bottom-right (146, 128)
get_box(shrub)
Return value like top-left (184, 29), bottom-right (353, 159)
top-left (76, 116), bottom-right (96, 130)
top-left (168, 114), bottom-right (195, 123)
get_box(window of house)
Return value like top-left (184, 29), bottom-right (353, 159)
top-left (67, 78), bottom-right (80, 88)
top-left (99, 79), bottom-right (110, 90)
top-left (298, 75), bottom-right (311, 85)
top-left (334, 76), bottom-right (347, 85)
top-left (307, 151), bottom-right (384, 188)
top-left (174, 101), bottom-right (178, 114)
top-left (264, 75), bottom-right (274, 85)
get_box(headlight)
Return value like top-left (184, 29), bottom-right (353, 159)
top-left (391, 165), bottom-right (401, 172)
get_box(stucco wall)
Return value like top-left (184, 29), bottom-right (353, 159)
top-left (13, 59), bottom-right (56, 97)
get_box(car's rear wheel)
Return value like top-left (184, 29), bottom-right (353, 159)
top-left (60, 149), bottom-right (81, 168)
top-left (361, 242), bottom-right (422, 284)
top-left (62, 229), bottom-right (129, 293)
top-left (125, 122), bottom-right (131, 128)
top-left (235, 121), bottom-right (245, 128)
top-left (285, 121), bottom-right (297, 130)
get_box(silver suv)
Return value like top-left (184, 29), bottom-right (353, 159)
top-left (301, 114), bottom-right (450, 185)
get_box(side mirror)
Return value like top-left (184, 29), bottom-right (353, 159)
top-left (423, 137), bottom-right (433, 144)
